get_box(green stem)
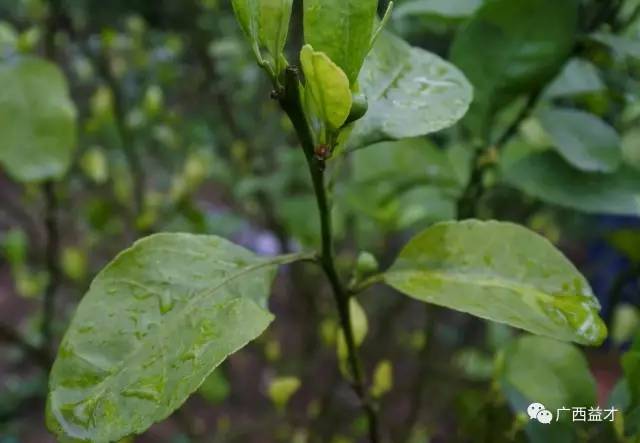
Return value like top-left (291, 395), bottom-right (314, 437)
top-left (278, 67), bottom-right (381, 443)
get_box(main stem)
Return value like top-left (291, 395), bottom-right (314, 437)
top-left (278, 68), bottom-right (380, 443)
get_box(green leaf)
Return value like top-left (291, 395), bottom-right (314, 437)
top-left (608, 229), bottom-right (640, 263)
top-left (538, 108), bottom-right (621, 173)
top-left (502, 149), bottom-right (640, 216)
top-left (611, 304), bottom-right (640, 346)
top-left (451, 0), bottom-right (579, 139)
top-left (544, 58), bottom-right (604, 98)
top-left (345, 32), bottom-right (472, 151)
top-left (340, 138), bottom-right (462, 230)
top-left (198, 370), bottom-right (230, 405)
top-left (303, 0), bottom-right (378, 84)
top-left (231, 0), bottom-right (293, 74)
top-left (371, 360), bottom-right (393, 398)
top-left (384, 220), bottom-right (607, 345)
top-left (394, 0), bottom-right (482, 20)
top-left (591, 32), bottom-right (640, 61)
top-left (0, 57), bottom-right (77, 182)
top-left (268, 376), bottom-right (301, 412)
top-left (259, 0), bottom-right (293, 70)
top-left (498, 336), bottom-right (597, 442)
top-left (300, 45), bottom-right (352, 132)
top-left (47, 234), bottom-right (305, 442)
top-left (622, 127), bottom-right (640, 171)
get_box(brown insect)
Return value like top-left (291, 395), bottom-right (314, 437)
top-left (314, 144), bottom-right (331, 161)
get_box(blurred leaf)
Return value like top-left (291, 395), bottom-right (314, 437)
top-left (47, 234), bottom-right (304, 442)
top-left (622, 127), bottom-right (640, 171)
top-left (61, 247), bottom-right (88, 283)
top-left (499, 336), bottom-right (596, 442)
top-left (394, 0), bottom-right (482, 20)
top-left (346, 32), bottom-right (472, 150)
top-left (538, 108), bottom-right (621, 173)
top-left (342, 138), bottom-right (461, 231)
top-left (453, 349), bottom-right (494, 381)
top-left (620, 335), bottom-right (640, 436)
top-left (337, 298), bottom-right (369, 356)
top-left (502, 150), bottom-right (640, 216)
top-left (591, 32), bottom-right (640, 60)
top-left (371, 360), bottom-right (393, 398)
top-left (300, 45), bottom-right (352, 132)
top-left (80, 147), bottom-right (109, 184)
top-left (268, 376), bottom-right (301, 412)
top-left (0, 57), bottom-right (77, 182)
top-left (384, 220), bottom-right (607, 345)
top-left (303, 0), bottom-right (378, 84)
top-left (544, 58), bottom-right (604, 98)
top-left (611, 304), bottom-right (640, 346)
top-left (451, 0), bottom-right (579, 139)
top-left (2, 228), bottom-right (28, 266)
top-left (199, 370), bottom-right (231, 405)
top-left (608, 229), bottom-right (640, 263)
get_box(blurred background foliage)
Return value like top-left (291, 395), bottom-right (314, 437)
top-left (0, 0), bottom-right (640, 442)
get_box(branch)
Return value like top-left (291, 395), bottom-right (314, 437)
top-left (40, 180), bottom-right (61, 356)
top-left (0, 322), bottom-right (52, 369)
top-left (95, 49), bottom-right (146, 219)
top-left (277, 67), bottom-right (381, 443)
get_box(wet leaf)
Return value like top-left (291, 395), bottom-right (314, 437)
top-left (538, 108), bottom-right (621, 173)
top-left (384, 220), bottom-right (607, 345)
top-left (300, 45), bottom-right (352, 131)
top-left (303, 0), bottom-right (378, 84)
top-left (345, 32), bottom-right (472, 151)
top-left (451, 0), bottom-right (579, 139)
top-left (47, 234), bottom-right (302, 442)
top-left (0, 57), bottom-right (77, 182)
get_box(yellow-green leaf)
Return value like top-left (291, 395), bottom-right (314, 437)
top-left (384, 220), bottom-right (607, 346)
top-left (268, 376), bottom-right (301, 412)
top-left (371, 360), bottom-right (393, 398)
top-left (300, 45), bottom-right (352, 132)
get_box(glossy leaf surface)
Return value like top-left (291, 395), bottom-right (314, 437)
top-left (47, 234), bottom-right (291, 442)
top-left (303, 0), bottom-right (378, 84)
top-left (384, 220), bottom-right (607, 345)
top-left (345, 32), bottom-right (472, 151)
top-left (539, 108), bottom-right (621, 173)
top-left (450, 0), bottom-right (579, 139)
top-left (0, 57), bottom-right (77, 182)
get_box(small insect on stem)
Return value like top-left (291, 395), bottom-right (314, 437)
top-left (314, 144), bottom-right (331, 171)
top-left (314, 144), bottom-right (331, 161)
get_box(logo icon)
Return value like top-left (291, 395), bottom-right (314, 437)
top-left (528, 402), bottom-right (553, 424)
